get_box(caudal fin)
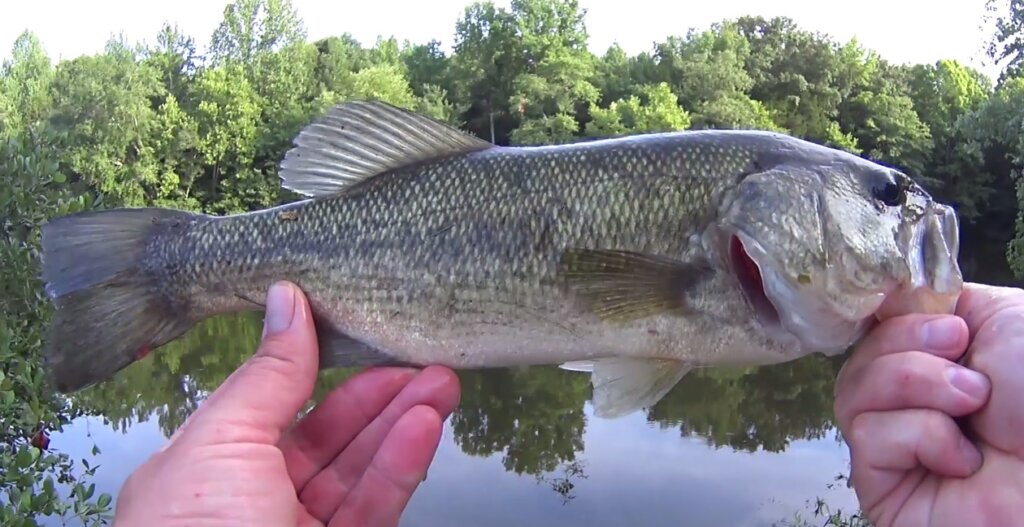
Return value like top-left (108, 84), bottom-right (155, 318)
top-left (40, 207), bottom-right (203, 393)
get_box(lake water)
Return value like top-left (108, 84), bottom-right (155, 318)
top-left (38, 246), bottom-right (1021, 527)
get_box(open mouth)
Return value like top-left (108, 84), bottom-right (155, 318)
top-left (730, 234), bottom-right (781, 328)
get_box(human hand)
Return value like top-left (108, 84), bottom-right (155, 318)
top-left (834, 282), bottom-right (1024, 526)
top-left (113, 281), bottom-right (461, 526)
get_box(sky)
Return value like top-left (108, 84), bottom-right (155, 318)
top-left (0, 0), bottom-right (1003, 80)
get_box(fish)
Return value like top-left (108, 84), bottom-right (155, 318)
top-left (39, 100), bottom-right (963, 418)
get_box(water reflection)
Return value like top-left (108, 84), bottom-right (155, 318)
top-left (72, 311), bottom-right (845, 478)
top-left (649, 356), bottom-right (843, 453)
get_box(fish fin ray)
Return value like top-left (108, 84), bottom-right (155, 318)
top-left (279, 100), bottom-right (493, 197)
top-left (41, 208), bottom-right (205, 393)
top-left (561, 249), bottom-right (712, 323)
top-left (559, 360), bottom-right (595, 372)
top-left (313, 316), bottom-right (408, 369)
top-left (588, 357), bottom-right (691, 418)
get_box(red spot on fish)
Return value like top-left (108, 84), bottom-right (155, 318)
top-left (135, 346), bottom-right (151, 360)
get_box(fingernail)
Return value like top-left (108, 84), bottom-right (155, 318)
top-left (960, 434), bottom-right (984, 471)
top-left (264, 282), bottom-right (296, 336)
top-left (946, 367), bottom-right (990, 403)
top-left (922, 318), bottom-right (962, 350)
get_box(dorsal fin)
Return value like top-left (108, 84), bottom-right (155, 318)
top-left (279, 100), bottom-right (493, 197)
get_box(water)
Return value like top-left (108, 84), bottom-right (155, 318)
top-left (40, 248), bottom-right (1020, 527)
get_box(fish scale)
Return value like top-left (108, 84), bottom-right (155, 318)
top-left (40, 100), bottom-right (963, 419)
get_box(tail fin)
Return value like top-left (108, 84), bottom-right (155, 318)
top-left (40, 207), bottom-right (203, 393)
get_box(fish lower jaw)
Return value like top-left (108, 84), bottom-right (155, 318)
top-left (728, 231), bottom-right (866, 355)
top-left (765, 275), bottom-right (877, 355)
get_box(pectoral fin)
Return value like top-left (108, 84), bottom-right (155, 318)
top-left (561, 357), bottom-right (691, 418)
top-left (561, 249), bottom-right (711, 323)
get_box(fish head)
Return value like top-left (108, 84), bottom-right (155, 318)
top-left (710, 150), bottom-right (963, 355)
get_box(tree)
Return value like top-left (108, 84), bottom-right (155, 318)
top-left (311, 34), bottom-right (368, 96)
top-left (735, 16), bottom-right (859, 149)
top-left (986, 0), bottom-right (1024, 81)
top-left (190, 64), bottom-right (263, 213)
top-left (584, 82), bottom-right (691, 136)
top-left (905, 60), bottom-right (994, 220)
top-left (839, 55), bottom-right (933, 176)
top-left (646, 23), bottom-right (782, 131)
top-left (450, 0), bottom-right (598, 144)
top-left (208, 0), bottom-right (306, 69)
top-left (0, 31), bottom-right (53, 135)
top-left (46, 39), bottom-right (177, 207)
top-left (209, 0), bottom-right (318, 170)
top-left (143, 23), bottom-right (199, 105)
top-left (958, 78), bottom-right (1024, 276)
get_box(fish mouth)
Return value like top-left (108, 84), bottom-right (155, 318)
top-left (876, 203), bottom-right (964, 319)
top-left (729, 234), bottom-right (781, 330)
top-left (726, 230), bottom-right (871, 354)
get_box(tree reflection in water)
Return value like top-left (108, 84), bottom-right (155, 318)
top-left (69, 311), bottom-right (847, 498)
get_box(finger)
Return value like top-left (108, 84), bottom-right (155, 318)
top-left (280, 367), bottom-right (421, 488)
top-left (855, 314), bottom-right (967, 363)
top-left (329, 405), bottom-right (444, 527)
top-left (847, 409), bottom-right (983, 501)
top-left (834, 350), bottom-right (990, 430)
top-left (172, 281), bottom-right (320, 448)
top-left (955, 282), bottom-right (1024, 334)
top-left (957, 301), bottom-right (1024, 454)
top-left (836, 314), bottom-right (968, 395)
top-left (298, 366), bottom-right (460, 523)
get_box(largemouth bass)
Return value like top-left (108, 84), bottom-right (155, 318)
top-left (40, 101), bottom-right (963, 417)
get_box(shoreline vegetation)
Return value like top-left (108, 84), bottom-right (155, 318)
top-left (4, 0), bottom-right (1024, 524)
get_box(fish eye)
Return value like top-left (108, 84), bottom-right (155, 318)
top-left (872, 174), bottom-right (905, 207)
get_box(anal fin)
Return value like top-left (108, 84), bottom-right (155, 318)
top-left (558, 360), bottom-right (595, 372)
top-left (568, 357), bottom-right (690, 419)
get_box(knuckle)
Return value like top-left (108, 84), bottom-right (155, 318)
top-left (247, 351), bottom-right (301, 381)
top-left (883, 351), bottom-right (938, 394)
top-left (891, 355), bottom-right (926, 386)
top-left (920, 410), bottom-right (949, 438)
top-left (867, 316), bottom-right (922, 347)
top-left (845, 413), bottom-right (876, 451)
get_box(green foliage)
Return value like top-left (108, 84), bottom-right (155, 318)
top-left (842, 78), bottom-right (933, 176)
top-left (959, 77), bottom-right (1024, 276)
top-left (585, 82), bottom-right (691, 136)
top-left (451, 0), bottom-right (598, 144)
top-left (0, 132), bottom-right (112, 525)
top-left (0, 32), bottom-right (53, 135)
top-left (986, 0), bottom-right (1024, 81)
top-left (46, 39), bottom-right (174, 207)
top-left (905, 60), bottom-right (994, 220)
top-left (191, 64), bottom-right (263, 212)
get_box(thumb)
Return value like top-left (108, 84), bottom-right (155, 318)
top-left (171, 281), bottom-right (321, 448)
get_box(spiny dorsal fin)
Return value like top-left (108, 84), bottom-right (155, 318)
top-left (279, 100), bottom-right (494, 197)
top-left (562, 249), bottom-right (712, 323)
